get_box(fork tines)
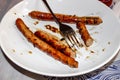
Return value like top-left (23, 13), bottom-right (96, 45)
top-left (65, 32), bottom-right (83, 51)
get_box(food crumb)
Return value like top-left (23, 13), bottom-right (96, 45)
top-left (76, 30), bottom-right (79, 33)
top-left (90, 50), bottom-right (95, 54)
top-left (108, 42), bottom-right (111, 45)
top-left (89, 27), bottom-right (96, 31)
top-left (28, 51), bottom-right (32, 54)
top-left (12, 49), bottom-right (16, 53)
top-left (102, 48), bottom-right (105, 52)
top-left (94, 31), bottom-right (99, 34)
top-left (85, 46), bottom-right (89, 51)
top-left (14, 13), bottom-right (16, 15)
top-left (34, 21), bottom-right (39, 25)
top-left (45, 25), bottom-right (59, 33)
top-left (86, 56), bottom-right (90, 59)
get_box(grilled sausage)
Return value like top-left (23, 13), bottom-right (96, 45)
top-left (34, 30), bottom-right (76, 58)
top-left (29, 11), bottom-right (103, 25)
top-left (77, 22), bottom-right (93, 47)
top-left (15, 18), bottom-right (78, 68)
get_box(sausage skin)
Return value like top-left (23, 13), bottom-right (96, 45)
top-left (29, 11), bottom-right (103, 25)
top-left (34, 30), bottom-right (76, 58)
top-left (15, 18), bottom-right (78, 68)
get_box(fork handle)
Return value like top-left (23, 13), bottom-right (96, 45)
top-left (42, 0), bottom-right (61, 25)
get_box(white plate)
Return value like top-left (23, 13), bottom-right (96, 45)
top-left (0, 0), bottom-right (120, 77)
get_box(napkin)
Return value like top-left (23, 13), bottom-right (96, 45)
top-left (113, 1), bottom-right (120, 20)
top-left (44, 60), bottom-right (120, 80)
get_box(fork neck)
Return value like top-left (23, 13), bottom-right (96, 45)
top-left (51, 12), bottom-right (62, 26)
top-left (42, 0), bottom-right (62, 25)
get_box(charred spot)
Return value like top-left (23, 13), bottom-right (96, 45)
top-left (33, 38), bottom-right (37, 41)
top-left (33, 42), bottom-right (38, 47)
top-left (27, 37), bottom-right (31, 40)
top-left (94, 18), bottom-right (98, 24)
top-left (85, 20), bottom-right (89, 24)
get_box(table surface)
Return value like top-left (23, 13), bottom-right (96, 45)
top-left (0, 0), bottom-right (120, 80)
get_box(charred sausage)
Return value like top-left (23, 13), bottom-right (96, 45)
top-left (16, 18), bottom-right (78, 68)
top-left (29, 11), bottom-right (102, 25)
top-left (77, 22), bottom-right (93, 47)
top-left (34, 30), bottom-right (76, 58)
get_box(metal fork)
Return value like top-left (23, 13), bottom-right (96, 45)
top-left (42, 0), bottom-right (82, 51)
